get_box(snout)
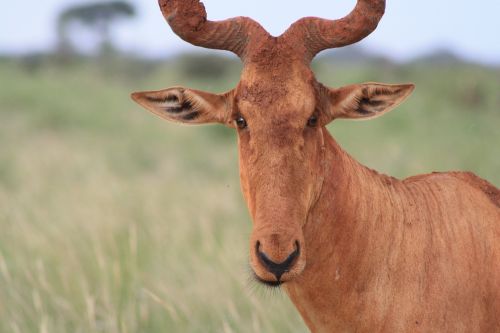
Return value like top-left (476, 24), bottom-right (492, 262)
top-left (250, 230), bottom-right (306, 286)
top-left (256, 240), bottom-right (300, 281)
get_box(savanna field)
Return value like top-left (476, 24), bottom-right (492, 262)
top-left (0, 55), bottom-right (499, 332)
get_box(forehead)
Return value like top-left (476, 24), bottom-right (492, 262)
top-left (236, 65), bottom-right (317, 118)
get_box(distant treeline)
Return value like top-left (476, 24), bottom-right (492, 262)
top-left (1, 44), bottom-right (495, 78)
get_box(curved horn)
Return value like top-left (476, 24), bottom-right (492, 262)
top-left (282, 0), bottom-right (385, 62)
top-left (159, 0), bottom-right (269, 60)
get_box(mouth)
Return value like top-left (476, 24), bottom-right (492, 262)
top-left (253, 272), bottom-right (283, 288)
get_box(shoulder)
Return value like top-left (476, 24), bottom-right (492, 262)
top-left (403, 171), bottom-right (500, 208)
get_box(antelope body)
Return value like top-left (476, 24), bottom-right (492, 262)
top-left (132, 1), bottom-right (500, 332)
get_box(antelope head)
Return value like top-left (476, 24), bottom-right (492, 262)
top-left (132, 0), bottom-right (414, 287)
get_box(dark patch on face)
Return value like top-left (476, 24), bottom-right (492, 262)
top-left (181, 111), bottom-right (200, 121)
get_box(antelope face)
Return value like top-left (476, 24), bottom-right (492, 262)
top-left (131, 0), bottom-right (414, 287)
top-left (234, 67), bottom-right (324, 285)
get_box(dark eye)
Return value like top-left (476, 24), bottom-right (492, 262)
top-left (307, 115), bottom-right (318, 127)
top-left (236, 116), bottom-right (247, 129)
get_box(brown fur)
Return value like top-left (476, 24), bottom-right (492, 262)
top-left (285, 133), bottom-right (500, 332)
top-left (132, 1), bottom-right (500, 332)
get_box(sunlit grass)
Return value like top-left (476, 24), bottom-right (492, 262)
top-left (0, 59), bottom-right (498, 332)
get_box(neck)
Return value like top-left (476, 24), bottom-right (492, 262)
top-left (308, 128), bottom-right (397, 240)
top-left (285, 128), bottom-right (400, 330)
top-left (308, 129), bottom-right (398, 267)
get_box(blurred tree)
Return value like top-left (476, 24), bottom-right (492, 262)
top-left (56, 1), bottom-right (136, 57)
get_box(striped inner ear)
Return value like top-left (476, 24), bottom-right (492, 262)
top-left (146, 92), bottom-right (200, 121)
top-left (355, 86), bottom-right (404, 116)
top-left (329, 83), bottom-right (414, 121)
top-left (132, 87), bottom-right (231, 125)
top-left (357, 96), bottom-right (390, 115)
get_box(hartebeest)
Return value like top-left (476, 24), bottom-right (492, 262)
top-left (132, 0), bottom-right (500, 331)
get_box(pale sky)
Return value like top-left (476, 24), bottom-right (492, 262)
top-left (2, 0), bottom-right (500, 64)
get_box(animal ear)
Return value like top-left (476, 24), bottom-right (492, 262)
top-left (326, 83), bottom-right (415, 121)
top-left (131, 87), bottom-right (232, 125)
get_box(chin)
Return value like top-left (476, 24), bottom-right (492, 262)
top-left (253, 273), bottom-right (284, 288)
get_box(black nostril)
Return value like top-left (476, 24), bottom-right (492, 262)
top-left (256, 241), bottom-right (300, 281)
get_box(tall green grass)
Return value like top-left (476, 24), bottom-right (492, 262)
top-left (0, 58), bottom-right (498, 332)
